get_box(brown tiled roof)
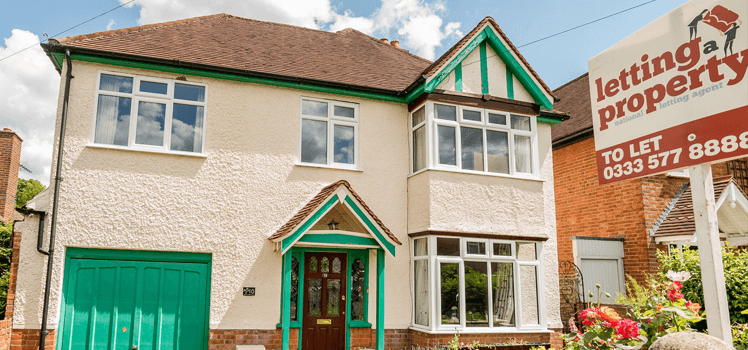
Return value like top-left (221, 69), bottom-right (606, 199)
top-left (269, 180), bottom-right (401, 245)
top-left (54, 14), bottom-right (431, 92)
top-left (652, 176), bottom-right (736, 237)
top-left (422, 17), bottom-right (555, 99)
top-left (551, 73), bottom-right (592, 142)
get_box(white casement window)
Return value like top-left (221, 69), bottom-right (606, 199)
top-left (91, 71), bottom-right (208, 155)
top-left (409, 101), bottom-right (538, 179)
top-left (410, 236), bottom-right (545, 333)
top-left (299, 98), bottom-right (359, 169)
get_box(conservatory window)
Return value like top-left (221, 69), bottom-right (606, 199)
top-left (411, 236), bottom-right (543, 331)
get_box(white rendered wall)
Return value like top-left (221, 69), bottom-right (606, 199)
top-left (486, 48), bottom-right (508, 99)
top-left (461, 49), bottom-right (482, 94)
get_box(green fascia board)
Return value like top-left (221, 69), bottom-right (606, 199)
top-left (506, 67), bottom-right (514, 100)
top-left (68, 54), bottom-right (407, 104)
top-left (405, 83), bottom-right (425, 104)
top-left (298, 233), bottom-right (379, 247)
top-left (65, 247), bottom-right (212, 263)
top-left (479, 42), bottom-right (489, 94)
top-left (482, 28), bottom-right (553, 110)
top-left (537, 116), bottom-right (564, 126)
top-left (343, 196), bottom-right (395, 256)
top-left (454, 63), bottom-right (463, 92)
top-left (425, 30), bottom-right (487, 93)
top-left (281, 194), bottom-right (339, 252)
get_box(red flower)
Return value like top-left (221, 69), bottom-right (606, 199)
top-left (657, 303), bottom-right (663, 312)
top-left (668, 289), bottom-right (684, 301)
top-left (599, 306), bottom-right (622, 325)
top-left (674, 281), bottom-right (683, 290)
top-left (616, 318), bottom-right (640, 339)
top-left (687, 300), bottom-right (701, 313)
top-left (580, 307), bottom-right (601, 323)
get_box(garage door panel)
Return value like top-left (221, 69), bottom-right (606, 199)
top-left (91, 266), bottom-right (117, 349)
top-left (113, 266), bottom-right (138, 349)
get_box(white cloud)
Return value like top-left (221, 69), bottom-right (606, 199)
top-left (0, 29), bottom-right (60, 186)
top-left (121, 0), bottom-right (463, 60)
top-left (106, 19), bottom-right (116, 31)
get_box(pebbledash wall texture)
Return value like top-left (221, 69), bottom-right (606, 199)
top-left (12, 57), bottom-right (563, 349)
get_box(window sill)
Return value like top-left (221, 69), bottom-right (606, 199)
top-left (86, 143), bottom-right (208, 158)
top-left (408, 167), bottom-right (544, 182)
top-left (295, 162), bottom-right (363, 172)
top-left (408, 326), bottom-right (551, 334)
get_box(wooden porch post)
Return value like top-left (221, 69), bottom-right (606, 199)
top-left (282, 251), bottom-right (292, 350)
top-left (376, 249), bottom-right (385, 350)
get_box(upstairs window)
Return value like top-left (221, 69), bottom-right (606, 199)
top-left (92, 72), bottom-right (207, 154)
top-left (300, 98), bottom-right (359, 169)
top-left (410, 102), bottom-right (538, 178)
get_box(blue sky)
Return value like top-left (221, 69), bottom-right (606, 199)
top-left (0, 0), bottom-right (690, 184)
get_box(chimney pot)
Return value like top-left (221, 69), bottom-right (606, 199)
top-left (380, 38), bottom-right (388, 44)
top-left (391, 40), bottom-right (400, 48)
top-left (2, 128), bottom-right (10, 132)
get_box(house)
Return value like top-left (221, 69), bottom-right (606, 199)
top-left (11, 14), bottom-right (568, 350)
top-left (552, 73), bottom-right (748, 309)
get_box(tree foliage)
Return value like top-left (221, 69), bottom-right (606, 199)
top-left (15, 178), bottom-right (44, 209)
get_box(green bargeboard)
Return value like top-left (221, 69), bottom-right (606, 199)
top-left (59, 258), bottom-right (209, 350)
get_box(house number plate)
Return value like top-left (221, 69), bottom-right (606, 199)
top-left (243, 287), bottom-right (255, 296)
top-left (317, 319), bottom-right (332, 325)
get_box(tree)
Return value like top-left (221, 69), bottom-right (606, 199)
top-left (15, 178), bottom-right (44, 208)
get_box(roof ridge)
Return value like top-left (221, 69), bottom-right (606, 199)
top-left (554, 72), bottom-right (589, 92)
top-left (650, 182), bottom-right (689, 236)
top-left (339, 28), bottom-right (432, 64)
top-left (57, 13), bottom-right (228, 43)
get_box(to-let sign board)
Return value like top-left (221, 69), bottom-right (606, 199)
top-left (589, 0), bottom-right (748, 184)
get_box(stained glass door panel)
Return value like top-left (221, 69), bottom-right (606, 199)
top-left (302, 252), bottom-right (347, 350)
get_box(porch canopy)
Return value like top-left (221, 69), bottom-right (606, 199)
top-left (269, 180), bottom-right (401, 350)
top-left (652, 176), bottom-right (748, 246)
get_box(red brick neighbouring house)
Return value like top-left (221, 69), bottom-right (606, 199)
top-left (552, 74), bottom-right (748, 312)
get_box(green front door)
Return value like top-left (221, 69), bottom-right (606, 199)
top-left (58, 249), bottom-right (211, 350)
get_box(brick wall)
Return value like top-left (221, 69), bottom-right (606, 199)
top-left (0, 129), bottom-right (22, 224)
top-left (0, 320), bottom-right (11, 350)
top-left (5, 227), bottom-right (22, 320)
top-left (350, 327), bottom-right (374, 349)
top-left (10, 329), bottom-right (55, 350)
top-left (209, 329), bottom-right (298, 350)
top-left (409, 330), bottom-right (554, 348)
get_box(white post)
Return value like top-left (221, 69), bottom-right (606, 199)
top-left (689, 163), bottom-right (732, 345)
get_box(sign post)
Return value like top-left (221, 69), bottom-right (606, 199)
top-left (588, 0), bottom-right (747, 343)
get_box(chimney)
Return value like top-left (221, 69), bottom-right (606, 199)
top-left (0, 128), bottom-right (22, 224)
top-left (391, 40), bottom-right (400, 48)
top-left (380, 38), bottom-right (388, 44)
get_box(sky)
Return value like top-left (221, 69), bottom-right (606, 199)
top-left (0, 0), bottom-right (691, 185)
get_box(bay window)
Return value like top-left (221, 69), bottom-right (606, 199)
top-left (92, 72), bottom-right (207, 154)
top-left (409, 102), bottom-right (538, 178)
top-left (411, 236), bottom-right (544, 332)
top-left (300, 98), bottom-right (359, 169)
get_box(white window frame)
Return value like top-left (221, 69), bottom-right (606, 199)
top-left (89, 71), bottom-right (208, 156)
top-left (408, 101), bottom-right (540, 180)
top-left (298, 97), bottom-right (360, 170)
top-left (409, 235), bottom-right (546, 334)
top-left (410, 103), bottom-right (429, 175)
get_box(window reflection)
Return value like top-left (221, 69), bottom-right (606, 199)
top-left (135, 101), bottom-right (166, 146)
top-left (440, 262), bottom-right (460, 325)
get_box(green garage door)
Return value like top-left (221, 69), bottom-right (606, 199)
top-left (58, 249), bottom-right (211, 350)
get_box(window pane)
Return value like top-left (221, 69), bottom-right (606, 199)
top-left (414, 238), bottom-right (428, 256)
top-left (491, 262), bottom-right (515, 327)
top-left (438, 125), bottom-right (456, 166)
top-left (333, 106), bottom-right (355, 119)
top-left (308, 278), bottom-right (322, 316)
top-left (488, 113), bottom-right (506, 125)
top-left (465, 261), bottom-right (488, 327)
top-left (333, 124), bottom-right (354, 164)
top-left (321, 257), bottom-right (330, 273)
top-left (463, 110), bottom-right (481, 122)
top-left (517, 243), bottom-right (537, 260)
top-left (302, 100), bottom-right (328, 118)
top-left (514, 135), bottom-right (532, 173)
top-left (100, 74), bottom-right (133, 93)
top-left (174, 83), bottom-right (205, 102)
top-left (291, 257), bottom-right (299, 321)
top-left (170, 104), bottom-right (205, 153)
top-left (493, 243), bottom-right (512, 257)
top-left (94, 95), bottom-right (131, 146)
top-left (466, 241), bottom-right (485, 255)
top-left (139, 81), bottom-right (167, 95)
top-left (135, 101), bottom-right (166, 146)
top-left (351, 259), bottom-right (366, 321)
top-left (511, 115), bottom-right (531, 131)
top-left (412, 106), bottom-right (425, 127)
top-left (461, 127), bottom-right (484, 171)
top-left (487, 130), bottom-right (509, 174)
top-left (327, 279), bottom-right (341, 316)
top-left (332, 257), bottom-right (341, 274)
top-left (520, 265), bottom-right (539, 325)
top-left (301, 119), bottom-right (327, 164)
top-left (413, 126), bottom-right (427, 172)
top-left (435, 104), bottom-right (456, 121)
top-left (437, 238), bottom-right (460, 256)
top-left (414, 260), bottom-right (429, 326)
top-left (440, 263), bottom-right (460, 325)
top-left (309, 257), bottom-right (318, 273)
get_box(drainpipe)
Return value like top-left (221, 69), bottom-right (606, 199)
top-left (39, 48), bottom-right (72, 350)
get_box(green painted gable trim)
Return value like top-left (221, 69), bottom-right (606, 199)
top-left (480, 42), bottom-right (489, 94)
top-left (298, 233), bottom-right (379, 247)
top-left (506, 67), bottom-right (514, 100)
top-left (537, 116), bottom-right (564, 126)
top-left (65, 53), bottom-right (408, 104)
top-left (405, 83), bottom-right (425, 104)
top-left (65, 247), bottom-right (212, 263)
top-left (454, 63), bottom-right (463, 92)
top-left (424, 30), bottom-right (487, 93)
top-left (482, 28), bottom-right (553, 110)
top-left (343, 196), bottom-right (396, 257)
top-left (281, 194), bottom-right (339, 253)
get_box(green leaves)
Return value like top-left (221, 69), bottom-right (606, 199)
top-left (15, 178), bottom-right (44, 209)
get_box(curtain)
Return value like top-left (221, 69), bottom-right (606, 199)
top-left (414, 260), bottom-right (429, 326)
top-left (514, 135), bottom-right (532, 173)
top-left (94, 95), bottom-right (122, 145)
top-left (193, 106), bottom-right (205, 153)
top-left (493, 262), bottom-right (515, 326)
